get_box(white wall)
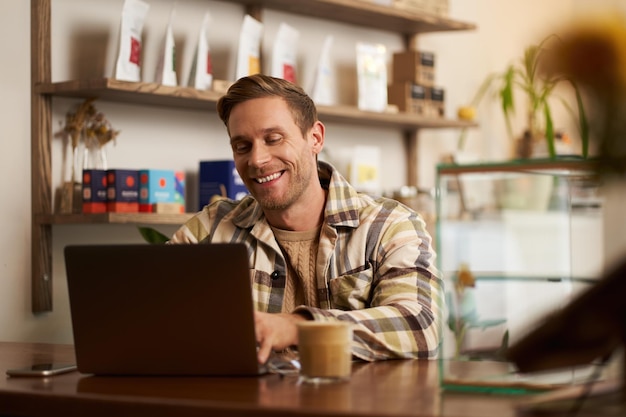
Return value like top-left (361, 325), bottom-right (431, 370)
top-left (0, 1), bottom-right (36, 340)
top-left (0, 0), bottom-right (609, 343)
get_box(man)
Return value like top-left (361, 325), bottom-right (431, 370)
top-left (170, 74), bottom-right (443, 364)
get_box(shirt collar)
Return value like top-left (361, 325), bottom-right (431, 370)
top-left (233, 161), bottom-right (362, 230)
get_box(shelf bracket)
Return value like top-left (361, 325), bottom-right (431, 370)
top-left (404, 130), bottom-right (420, 188)
top-left (31, 0), bottom-right (53, 313)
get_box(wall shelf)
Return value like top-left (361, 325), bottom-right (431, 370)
top-left (226, 0), bottom-right (476, 35)
top-left (36, 79), bottom-right (222, 110)
top-left (36, 213), bottom-right (195, 226)
top-left (37, 78), bottom-right (478, 130)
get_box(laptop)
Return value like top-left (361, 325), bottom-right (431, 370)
top-left (64, 243), bottom-right (265, 376)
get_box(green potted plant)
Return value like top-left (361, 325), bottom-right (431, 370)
top-left (457, 35), bottom-right (590, 159)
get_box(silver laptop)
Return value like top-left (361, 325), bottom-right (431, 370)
top-left (64, 243), bottom-right (265, 376)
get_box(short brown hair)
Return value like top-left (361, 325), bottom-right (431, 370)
top-left (217, 74), bottom-right (318, 137)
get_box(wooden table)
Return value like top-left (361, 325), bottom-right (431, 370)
top-left (0, 342), bottom-right (532, 417)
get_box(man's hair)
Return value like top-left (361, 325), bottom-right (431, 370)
top-left (217, 74), bottom-right (318, 137)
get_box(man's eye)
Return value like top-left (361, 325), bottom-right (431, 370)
top-left (232, 142), bottom-right (251, 154)
top-left (266, 135), bottom-right (282, 144)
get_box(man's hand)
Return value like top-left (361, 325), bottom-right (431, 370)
top-left (254, 311), bottom-right (308, 364)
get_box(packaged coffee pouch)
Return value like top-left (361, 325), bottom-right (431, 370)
top-left (356, 42), bottom-right (388, 112)
top-left (155, 5), bottom-right (178, 86)
top-left (187, 12), bottom-right (213, 90)
top-left (310, 35), bottom-right (336, 105)
top-left (114, 0), bottom-right (150, 82)
top-left (235, 15), bottom-right (263, 80)
top-left (271, 23), bottom-right (299, 83)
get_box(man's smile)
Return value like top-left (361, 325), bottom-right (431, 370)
top-left (254, 171), bottom-right (284, 184)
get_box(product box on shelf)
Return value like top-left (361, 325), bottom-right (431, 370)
top-left (429, 87), bottom-right (445, 118)
top-left (173, 170), bottom-right (186, 211)
top-left (198, 160), bottom-right (248, 210)
top-left (106, 169), bottom-right (139, 213)
top-left (392, 50), bottom-right (435, 87)
top-left (82, 169), bottom-right (107, 213)
top-left (387, 82), bottom-right (428, 114)
top-left (139, 169), bottom-right (177, 213)
top-left (142, 170), bottom-right (185, 214)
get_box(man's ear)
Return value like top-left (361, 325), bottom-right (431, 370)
top-left (309, 121), bottom-right (325, 154)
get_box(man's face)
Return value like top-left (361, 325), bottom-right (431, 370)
top-left (227, 97), bottom-right (324, 211)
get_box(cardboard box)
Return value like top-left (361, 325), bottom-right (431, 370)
top-left (388, 82), bottom-right (428, 114)
top-left (139, 169), bottom-right (176, 213)
top-left (106, 169), bottom-right (139, 213)
top-left (429, 87), bottom-right (445, 118)
top-left (392, 50), bottom-right (435, 86)
top-left (198, 160), bottom-right (248, 210)
top-left (82, 169), bottom-right (107, 213)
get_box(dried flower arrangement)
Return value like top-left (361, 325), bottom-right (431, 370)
top-left (63, 98), bottom-right (120, 173)
top-left (84, 111), bottom-right (120, 149)
top-left (59, 98), bottom-right (120, 213)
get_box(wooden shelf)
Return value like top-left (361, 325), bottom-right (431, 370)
top-left (36, 79), bottom-right (222, 111)
top-left (36, 212), bottom-right (195, 226)
top-left (317, 104), bottom-right (477, 130)
top-left (227, 0), bottom-right (476, 35)
top-left (37, 79), bottom-right (477, 131)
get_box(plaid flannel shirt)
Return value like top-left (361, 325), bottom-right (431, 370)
top-left (169, 161), bottom-right (443, 361)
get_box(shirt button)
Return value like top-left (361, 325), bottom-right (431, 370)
top-left (271, 271), bottom-right (280, 280)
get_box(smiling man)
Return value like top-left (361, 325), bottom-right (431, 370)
top-left (170, 74), bottom-right (443, 365)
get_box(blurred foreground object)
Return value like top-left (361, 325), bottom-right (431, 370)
top-left (508, 14), bottom-right (626, 412)
top-left (544, 14), bottom-right (626, 178)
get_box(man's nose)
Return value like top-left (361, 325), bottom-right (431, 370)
top-left (249, 143), bottom-right (271, 167)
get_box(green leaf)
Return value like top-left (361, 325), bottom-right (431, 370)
top-left (574, 86), bottom-right (590, 158)
top-left (543, 102), bottom-right (556, 158)
top-left (138, 226), bottom-right (170, 244)
top-left (470, 73), bottom-right (498, 107)
top-left (500, 66), bottom-right (516, 139)
top-left (446, 291), bottom-right (459, 333)
top-left (495, 330), bottom-right (510, 358)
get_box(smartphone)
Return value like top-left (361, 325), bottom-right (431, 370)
top-left (6, 363), bottom-right (77, 377)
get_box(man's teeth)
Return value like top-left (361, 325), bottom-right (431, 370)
top-left (256, 172), bottom-right (281, 183)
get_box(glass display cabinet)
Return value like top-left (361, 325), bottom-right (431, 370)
top-left (435, 158), bottom-right (605, 394)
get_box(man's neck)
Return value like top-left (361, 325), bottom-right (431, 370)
top-left (264, 188), bottom-right (327, 231)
